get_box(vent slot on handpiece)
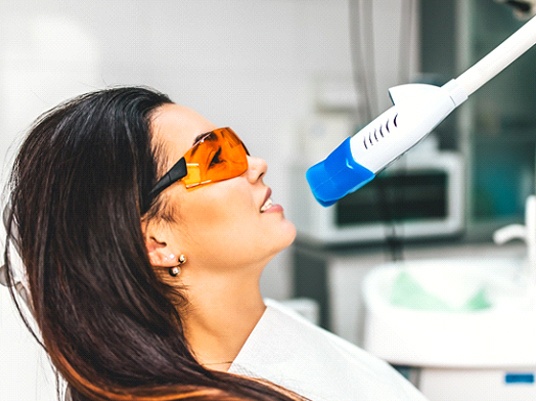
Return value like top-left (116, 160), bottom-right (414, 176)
top-left (363, 113), bottom-right (398, 150)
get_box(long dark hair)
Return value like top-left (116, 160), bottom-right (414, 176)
top-left (3, 87), bottom-right (304, 401)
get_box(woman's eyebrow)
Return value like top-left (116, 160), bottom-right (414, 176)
top-left (192, 131), bottom-right (214, 145)
top-left (193, 133), bottom-right (207, 144)
top-left (189, 132), bottom-right (214, 157)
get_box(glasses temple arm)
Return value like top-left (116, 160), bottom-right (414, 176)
top-left (146, 157), bottom-right (187, 201)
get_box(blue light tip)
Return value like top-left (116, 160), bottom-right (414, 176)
top-left (305, 137), bottom-right (375, 206)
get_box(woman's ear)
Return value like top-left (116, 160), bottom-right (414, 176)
top-left (145, 236), bottom-right (179, 267)
top-left (142, 220), bottom-right (179, 268)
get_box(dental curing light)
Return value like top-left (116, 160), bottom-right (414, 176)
top-left (307, 15), bottom-right (536, 207)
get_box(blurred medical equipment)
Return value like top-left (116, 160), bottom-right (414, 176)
top-left (363, 195), bottom-right (536, 401)
top-left (306, 14), bottom-right (536, 207)
top-left (292, 146), bottom-right (464, 244)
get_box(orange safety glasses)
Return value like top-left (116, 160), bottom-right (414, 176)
top-left (147, 127), bottom-right (249, 202)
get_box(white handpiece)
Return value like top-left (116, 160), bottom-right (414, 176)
top-left (307, 14), bottom-right (536, 206)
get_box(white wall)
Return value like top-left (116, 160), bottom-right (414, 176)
top-left (0, 0), bottom-right (360, 301)
top-left (0, 0), bottom-right (419, 297)
top-left (0, 1), bottom-right (419, 399)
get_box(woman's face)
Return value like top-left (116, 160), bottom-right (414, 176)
top-left (148, 103), bottom-right (296, 275)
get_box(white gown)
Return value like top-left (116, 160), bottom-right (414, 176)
top-left (229, 299), bottom-right (428, 401)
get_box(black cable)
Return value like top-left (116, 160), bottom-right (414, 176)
top-left (362, 0), bottom-right (379, 117)
top-left (349, 0), bottom-right (376, 122)
top-left (390, 0), bottom-right (416, 262)
top-left (348, 0), bottom-right (415, 261)
top-left (398, 0), bottom-right (414, 86)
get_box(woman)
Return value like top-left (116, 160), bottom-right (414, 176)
top-left (3, 87), bottom-right (427, 401)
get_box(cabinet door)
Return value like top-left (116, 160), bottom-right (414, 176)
top-left (421, 0), bottom-right (536, 238)
top-left (468, 0), bottom-right (536, 227)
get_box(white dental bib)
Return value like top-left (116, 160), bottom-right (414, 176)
top-left (229, 299), bottom-right (428, 401)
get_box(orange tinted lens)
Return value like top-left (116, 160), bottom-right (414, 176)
top-left (182, 127), bottom-right (248, 188)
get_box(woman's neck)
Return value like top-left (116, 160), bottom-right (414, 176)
top-left (180, 273), bottom-right (266, 371)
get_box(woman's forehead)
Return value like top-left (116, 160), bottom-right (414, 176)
top-left (150, 103), bottom-right (217, 160)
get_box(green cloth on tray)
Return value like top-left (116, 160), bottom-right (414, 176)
top-left (390, 271), bottom-right (492, 311)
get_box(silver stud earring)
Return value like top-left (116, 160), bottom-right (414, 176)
top-left (168, 254), bottom-right (186, 277)
top-left (169, 266), bottom-right (181, 277)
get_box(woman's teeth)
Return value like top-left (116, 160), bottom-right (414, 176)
top-left (260, 198), bottom-right (273, 213)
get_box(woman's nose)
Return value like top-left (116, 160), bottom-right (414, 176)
top-left (246, 155), bottom-right (268, 183)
